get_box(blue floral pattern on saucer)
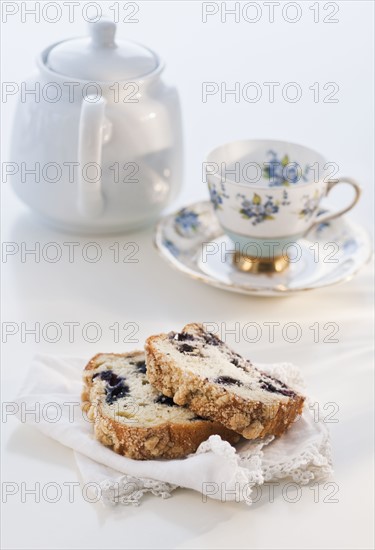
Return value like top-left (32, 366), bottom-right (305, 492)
top-left (155, 200), bottom-right (372, 297)
top-left (174, 208), bottom-right (200, 237)
top-left (162, 238), bottom-right (180, 257)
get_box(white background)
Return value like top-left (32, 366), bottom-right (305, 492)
top-left (1, 1), bottom-right (374, 549)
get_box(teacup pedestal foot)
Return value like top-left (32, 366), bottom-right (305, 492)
top-left (233, 252), bottom-right (290, 274)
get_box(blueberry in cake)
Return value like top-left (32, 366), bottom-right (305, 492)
top-left (82, 351), bottom-right (239, 460)
top-left (145, 323), bottom-right (305, 439)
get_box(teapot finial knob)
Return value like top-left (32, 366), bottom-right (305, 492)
top-left (89, 19), bottom-right (117, 48)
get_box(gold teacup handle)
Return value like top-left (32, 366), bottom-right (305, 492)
top-left (306, 177), bottom-right (362, 235)
top-left (234, 177), bottom-right (362, 275)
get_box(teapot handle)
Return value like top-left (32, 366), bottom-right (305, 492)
top-left (77, 95), bottom-right (111, 217)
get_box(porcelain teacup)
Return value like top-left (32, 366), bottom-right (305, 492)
top-left (205, 139), bottom-right (361, 272)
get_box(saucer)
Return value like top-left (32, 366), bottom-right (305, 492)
top-left (154, 201), bottom-right (372, 297)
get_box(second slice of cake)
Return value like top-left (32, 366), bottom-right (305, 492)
top-left (82, 351), bottom-right (239, 459)
top-left (145, 323), bottom-right (305, 439)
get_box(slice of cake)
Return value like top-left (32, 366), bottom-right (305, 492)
top-left (145, 323), bottom-right (305, 439)
top-left (82, 351), bottom-right (239, 460)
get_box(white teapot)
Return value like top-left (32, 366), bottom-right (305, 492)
top-left (9, 20), bottom-right (183, 233)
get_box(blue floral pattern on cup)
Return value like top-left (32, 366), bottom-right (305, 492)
top-left (299, 191), bottom-right (322, 220)
top-left (174, 208), bottom-right (200, 237)
top-left (208, 182), bottom-right (229, 210)
top-left (237, 193), bottom-right (280, 226)
top-left (263, 150), bottom-right (310, 187)
top-left (236, 190), bottom-right (291, 226)
top-left (315, 209), bottom-right (330, 233)
top-left (281, 189), bottom-right (291, 206)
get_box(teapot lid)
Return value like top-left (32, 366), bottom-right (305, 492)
top-left (46, 20), bottom-right (159, 81)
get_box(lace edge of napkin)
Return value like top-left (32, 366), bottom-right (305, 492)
top-left (262, 421), bottom-right (333, 485)
top-left (99, 435), bottom-right (264, 507)
top-left (97, 432), bottom-right (333, 506)
top-left (100, 475), bottom-right (178, 507)
top-left (255, 363), bottom-right (333, 484)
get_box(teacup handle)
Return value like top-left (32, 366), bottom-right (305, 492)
top-left (306, 177), bottom-right (362, 234)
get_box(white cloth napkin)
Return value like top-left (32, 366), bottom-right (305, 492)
top-left (14, 354), bottom-right (333, 506)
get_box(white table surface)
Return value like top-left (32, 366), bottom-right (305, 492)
top-left (1, 2), bottom-right (374, 549)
